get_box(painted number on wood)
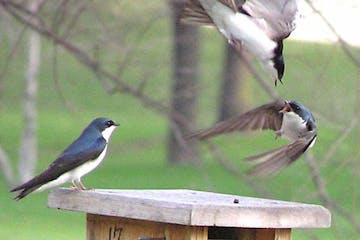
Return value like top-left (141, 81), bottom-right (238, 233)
top-left (108, 224), bottom-right (123, 240)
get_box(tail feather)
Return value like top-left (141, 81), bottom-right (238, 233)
top-left (13, 185), bottom-right (39, 201)
top-left (10, 175), bottom-right (45, 200)
top-left (246, 152), bottom-right (293, 177)
top-left (245, 138), bottom-right (314, 177)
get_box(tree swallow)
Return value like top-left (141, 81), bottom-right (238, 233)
top-left (190, 100), bottom-right (317, 177)
top-left (11, 117), bottom-right (119, 200)
top-left (181, 0), bottom-right (299, 84)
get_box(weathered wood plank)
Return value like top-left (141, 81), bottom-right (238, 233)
top-left (87, 214), bottom-right (207, 240)
top-left (235, 228), bottom-right (291, 240)
top-left (48, 188), bottom-right (331, 228)
top-left (274, 229), bottom-right (291, 240)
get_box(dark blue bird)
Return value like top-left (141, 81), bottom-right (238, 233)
top-left (11, 117), bottom-right (119, 200)
top-left (190, 100), bottom-right (317, 177)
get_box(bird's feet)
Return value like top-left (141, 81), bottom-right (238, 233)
top-left (79, 181), bottom-right (94, 191)
top-left (70, 180), bottom-right (94, 191)
top-left (70, 185), bottom-right (81, 191)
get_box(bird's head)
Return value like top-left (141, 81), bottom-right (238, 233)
top-left (91, 117), bottom-right (120, 142)
top-left (280, 100), bottom-right (315, 125)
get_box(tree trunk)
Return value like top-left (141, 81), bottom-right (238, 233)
top-left (218, 43), bottom-right (245, 121)
top-left (0, 146), bottom-right (16, 186)
top-left (18, 0), bottom-right (41, 182)
top-left (168, 0), bottom-right (199, 164)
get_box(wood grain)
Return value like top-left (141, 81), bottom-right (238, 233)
top-left (86, 214), bottom-right (207, 240)
top-left (48, 188), bottom-right (331, 228)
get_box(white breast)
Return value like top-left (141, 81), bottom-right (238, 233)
top-left (68, 145), bottom-right (108, 180)
top-left (200, 0), bottom-right (276, 56)
top-left (280, 111), bottom-right (307, 141)
top-left (102, 125), bottom-right (117, 142)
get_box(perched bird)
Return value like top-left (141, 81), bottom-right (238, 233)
top-left (190, 100), bottom-right (317, 177)
top-left (181, 0), bottom-right (300, 84)
top-left (11, 117), bottom-right (119, 200)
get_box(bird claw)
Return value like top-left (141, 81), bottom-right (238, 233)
top-left (70, 185), bottom-right (81, 191)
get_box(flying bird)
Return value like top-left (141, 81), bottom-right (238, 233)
top-left (11, 117), bottom-right (119, 200)
top-left (181, 0), bottom-right (300, 84)
top-left (190, 100), bottom-right (317, 177)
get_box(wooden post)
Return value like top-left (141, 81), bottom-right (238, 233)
top-left (48, 189), bottom-right (331, 240)
top-left (86, 214), bottom-right (207, 240)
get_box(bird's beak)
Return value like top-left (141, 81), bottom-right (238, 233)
top-left (279, 101), bottom-right (292, 113)
top-left (114, 122), bottom-right (120, 127)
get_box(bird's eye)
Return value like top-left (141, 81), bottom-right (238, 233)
top-left (106, 120), bottom-right (114, 126)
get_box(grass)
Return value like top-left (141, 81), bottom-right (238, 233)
top-left (1, 2), bottom-right (360, 239)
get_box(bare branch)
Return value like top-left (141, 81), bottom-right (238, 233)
top-left (51, 45), bottom-right (78, 114)
top-left (0, 25), bottom-right (27, 89)
top-left (304, 0), bottom-right (360, 67)
top-left (0, 1), bottom-right (192, 130)
top-left (305, 152), bottom-right (360, 232)
top-left (51, 0), bottom-right (70, 34)
top-left (321, 117), bottom-right (358, 166)
top-left (204, 141), bottom-right (271, 196)
top-left (117, 14), bottom-right (163, 76)
top-left (240, 53), bottom-right (280, 100)
top-left (61, 2), bottom-right (86, 40)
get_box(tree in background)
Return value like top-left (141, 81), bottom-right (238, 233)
top-left (18, 0), bottom-right (41, 182)
top-left (218, 43), bottom-right (246, 121)
top-left (0, 0), bottom-right (41, 185)
top-left (168, 0), bottom-right (199, 164)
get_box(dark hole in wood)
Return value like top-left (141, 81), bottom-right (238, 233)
top-left (208, 227), bottom-right (238, 240)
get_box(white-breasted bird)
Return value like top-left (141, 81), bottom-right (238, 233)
top-left (181, 0), bottom-right (300, 84)
top-left (11, 117), bottom-right (119, 200)
top-left (190, 100), bottom-right (317, 177)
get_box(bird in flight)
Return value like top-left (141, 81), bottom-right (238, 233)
top-left (181, 0), bottom-right (300, 85)
top-left (11, 117), bottom-right (119, 200)
top-left (190, 100), bottom-right (317, 177)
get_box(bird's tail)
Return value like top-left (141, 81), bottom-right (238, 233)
top-left (245, 146), bottom-right (294, 177)
top-left (11, 185), bottom-right (39, 201)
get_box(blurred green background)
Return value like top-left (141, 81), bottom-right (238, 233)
top-left (1, 1), bottom-right (360, 239)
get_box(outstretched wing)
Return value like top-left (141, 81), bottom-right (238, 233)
top-left (242, 0), bottom-right (299, 40)
top-left (181, 0), bottom-right (240, 25)
top-left (190, 100), bottom-right (286, 140)
top-left (246, 134), bottom-right (317, 177)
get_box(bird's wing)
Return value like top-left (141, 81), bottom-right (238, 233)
top-left (11, 137), bottom-right (106, 192)
top-left (246, 134), bottom-right (317, 177)
top-left (181, 0), bottom-right (239, 25)
top-left (241, 0), bottom-right (299, 40)
top-left (190, 100), bottom-right (285, 140)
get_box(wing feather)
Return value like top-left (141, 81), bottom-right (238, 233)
top-left (180, 0), bottom-right (214, 25)
top-left (180, 0), bottom-right (243, 25)
top-left (246, 135), bottom-right (316, 177)
top-left (11, 137), bottom-right (106, 193)
top-left (190, 100), bottom-right (285, 140)
top-left (242, 0), bottom-right (299, 40)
